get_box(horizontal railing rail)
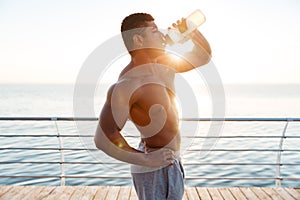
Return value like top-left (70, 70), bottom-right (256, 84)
top-left (1, 116), bottom-right (300, 121)
top-left (0, 117), bottom-right (299, 187)
top-left (1, 147), bottom-right (300, 152)
top-left (0, 175), bottom-right (299, 180)
top-left (1, 134), bottom-right (300, 138)
top-left (0, 161), bottom-right (299, 166)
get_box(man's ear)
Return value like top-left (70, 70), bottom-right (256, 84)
top-left (133, 34), bottom-right (144, 48)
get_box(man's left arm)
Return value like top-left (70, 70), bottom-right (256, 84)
top-left (189, 30), bottom-right (212, 64)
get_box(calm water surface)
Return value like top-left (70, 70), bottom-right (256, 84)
top-left (0, 83), bottom-right (299, 187)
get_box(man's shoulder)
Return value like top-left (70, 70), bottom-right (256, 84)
top-left (108, 78), bottom-right (139, 97)
top-left (156, 53), bottom-right (179, 66)
top-left (105, 79), bottom-right (141, 106)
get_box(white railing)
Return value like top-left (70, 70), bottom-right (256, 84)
top-left (0, 117), bottom-right (299, 187)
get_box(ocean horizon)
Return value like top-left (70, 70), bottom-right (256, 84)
top-left (1, 83), bottom-right (299, 117)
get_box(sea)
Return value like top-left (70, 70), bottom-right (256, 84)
top-left (0, 83), bottom-right (299, 187)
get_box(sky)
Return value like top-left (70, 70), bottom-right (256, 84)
top-left (0, 0), bottom-right (300, 84)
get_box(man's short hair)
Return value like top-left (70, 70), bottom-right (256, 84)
top-left (121, 13), bottom-right (154, 52)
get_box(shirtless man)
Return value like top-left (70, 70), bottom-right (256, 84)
top-left (94, 13), bottom-right (211, 199)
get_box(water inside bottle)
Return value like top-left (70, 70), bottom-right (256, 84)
top-left (165, 9), bottom-right (206, 45)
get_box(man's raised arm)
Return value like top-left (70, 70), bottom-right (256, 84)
top-left (163, 17), bottom-right (212, 73)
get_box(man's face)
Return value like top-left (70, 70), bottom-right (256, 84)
top-left (139, 21), bottom-right (166, 50)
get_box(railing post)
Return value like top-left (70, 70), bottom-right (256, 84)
top-left (53, 118), bottom-right (66, 186)
top-left (275, 120), bottom-right (289, 187)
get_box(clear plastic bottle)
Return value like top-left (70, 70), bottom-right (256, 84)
top-left (165, 9), bottom-right (206, 45)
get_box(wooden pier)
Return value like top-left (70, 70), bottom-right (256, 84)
top-left (0, 186), bottom-right (299, 200)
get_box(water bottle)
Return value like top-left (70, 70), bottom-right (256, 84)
top-left (165, 9), bottom-right (206, 45)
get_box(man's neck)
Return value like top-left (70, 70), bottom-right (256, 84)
top-left (131, 49), bottom-right (164, 65)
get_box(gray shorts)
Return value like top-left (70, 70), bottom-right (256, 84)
top-left (131, 159), bottom-right (185, 200)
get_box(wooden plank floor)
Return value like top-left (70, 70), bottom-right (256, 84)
top-left (0, 186), bottom-right (299, 200)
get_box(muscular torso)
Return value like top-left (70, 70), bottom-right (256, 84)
top-left (119, 62), bottom-right (181, 151)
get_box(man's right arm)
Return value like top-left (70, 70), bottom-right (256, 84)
top-left (94, 84), bottom-right (175, 167)
top-left (164, 18), bottom-right (212, 73)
